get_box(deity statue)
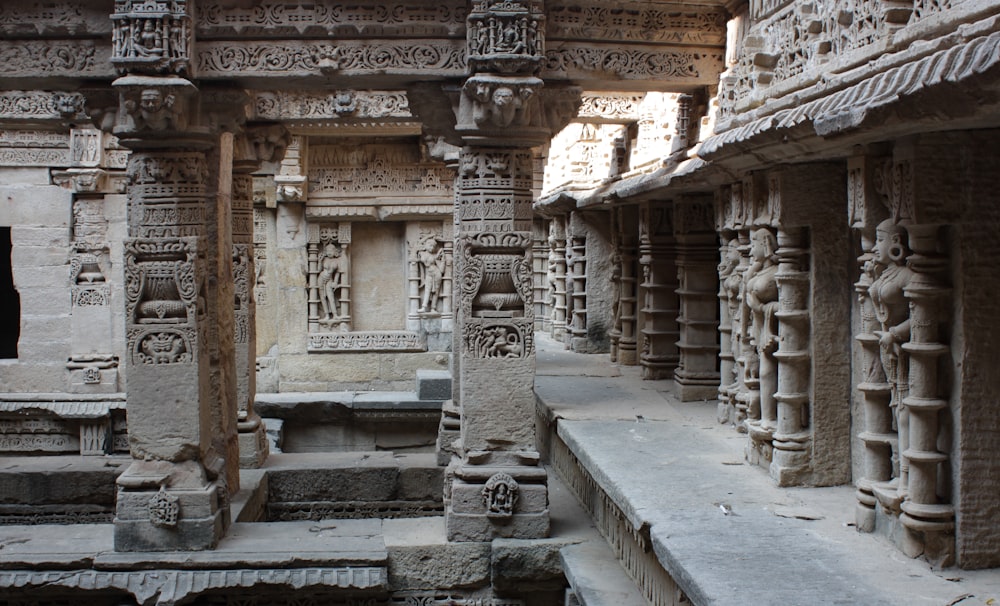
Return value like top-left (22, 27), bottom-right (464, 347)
top-left (719, 240), bottom-right (742, 386)
top-left (868, 219), bottom-right (914, 494)
top-left (742, 228), bottom-right (780, 429)
top-left (318, 243), bottom-right (347, 320)
top-left (415, 235), bottom-right (446, 313)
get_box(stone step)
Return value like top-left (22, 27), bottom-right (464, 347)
top-left (560, 542), bottom-right (647, 606)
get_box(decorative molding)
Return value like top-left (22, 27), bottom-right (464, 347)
top-left (0, 91), bottom-right (85, 120)
top-left (308, 331), bottom-right (426, 352)
top-left (197, 40), bottom-right (466, 76)
top-left (546, 2), bottom-right (727, 46)
top-left (197, 1), bottom-right (467, 37)
top-left (577, 93), bottom-right (645, 120)
top-left (0, 3), bottom-right (111, 37)
top-left (0, 40), bottom-right (110, 77)
top-left (543, 46), bottom-right (721, 81)
top-left (251, 90), bottom-right (412, 121)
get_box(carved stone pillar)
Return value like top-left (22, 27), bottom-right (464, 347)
top-left (716, 221), bottom-right (739, 423)
top-left (766, 165), bottom-right (851, 487)
top-left (548, 216), bottom-right (568, 340)
top-left (638, 201), bottom-right (679, 380)
top-left (673, 195), bottom-right (720, 400)
top-left (232, 125), bottom-right (288, 468)
top-left (443, 0), bottom-right (578, 541)
top-left (616, 206), bottom-right (640, 366)
top-left (532, 218), bottom-right (549, 331)
top-left (848, 153), bottom-right (893, 532)
top-left (566, 213), bottom-right (587, 350)
top-left (899, 224), bottom-right (954, 559)
top-left (106, 0), bottom-right (240, 551)
top-left (110, 84), bottom-right (236, 550)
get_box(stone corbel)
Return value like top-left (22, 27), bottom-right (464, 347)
top-left (457, 75), bottom-right (548, 144)
top-left (274, 135), bottom-right (308, 203)
top-left (52, 168), bottom-right (109, 194)
top-left (111, 75), bottom-right (202, 145)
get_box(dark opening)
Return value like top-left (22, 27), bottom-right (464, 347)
top-left (0, 227), bottom-right (19, 358)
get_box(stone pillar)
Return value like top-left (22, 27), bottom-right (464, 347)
top-left (548, 216), bottom-right (568, 341)
top-left (532, 218), bottom-right (550, 331)
top-left (638, 201), bottom-right (679, 380)
top-left (565, 212), bottom-right (587, 350)
top-left (232, 126), bottom-right (288, 468)
top-left (672, 195), bottom-right (719, 400)
top-left (766, 165), bottom-right (851, 487)
top-left (899, 223), bottom-right (954, 559)
top-left (616, 206), bottom-right (640, 366)
top-left (848, 153), bottom-right (893, 532)
top-left (109, 82), bottom-right (235, 551)
top-left (106, 1), bottom-right (242, 551)
top-left (444, 0), bottom-right (578, 541)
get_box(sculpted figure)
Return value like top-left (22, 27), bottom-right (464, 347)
top-left (415, 235), bottom-right (446, 313)
top-left (133, 20), bottom-right (163, 57)
top-left (318, 243), bottom-right (347, 320)
top-left (474, 86), bottom-right (530, 128)
top-left (719, 241), bottom-right (742, 385)
top-left (127, 89), bottom-right (183, 131)
top-left (868, 220), bottom-right (914, 492)
top-left (742, 228), bottom-right (779, 428)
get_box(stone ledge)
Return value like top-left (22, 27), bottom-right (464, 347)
top-left (559, 542), bottom-right (646, 606)
top-left (533, 334), bottom-right (1000, 606)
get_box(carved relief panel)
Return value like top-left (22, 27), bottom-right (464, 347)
top-left (111, 0), bottom-right (192, 75)
top-left (307, 222), bottom-right (352, 335)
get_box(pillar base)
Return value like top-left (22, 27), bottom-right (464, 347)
top-left (114, 460), bottom-right (228, 552)
top-left (673, 374), bottom-right (720, 402)
top-left (900, 507), bottom-right (955, 566)
top-left (770, 438), bottom-right (811, 487)
top-left (445, 463), bottom-right (549, 542)
top-left (238, 416), bottom-right (269, 469)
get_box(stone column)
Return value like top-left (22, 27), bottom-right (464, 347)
top-left (532, 218), bottom-right (550, 331)
top-left (548, 216), bottom-right (568, 341)
top-left (232, 125), bottom-right (288, 468)
top-left (716, 223), bottom-right (739, 423)
top-left (848, 153), bottom-right (893, 532)
top-left (109, 79), bottom-right (235, 551)
top-left (673, 195), bottom-right (719, 400)
top-left (106, 1), bottom-right (240, 551)
top-left (616, 206), bottom-right (640, 366)
top-left (638, 201), bottom-right (679, 380)
top-left (445, 0), bottom-right (578, 541)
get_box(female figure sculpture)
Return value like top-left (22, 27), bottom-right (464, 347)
top-left (743, 228), bottom-right (780, 431)
top-left (318, 243), bottom-right (346, 320)
top-left (868, 219), bottom-right (914, 497)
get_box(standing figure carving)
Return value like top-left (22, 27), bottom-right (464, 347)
top-left (319, 243), bottom-right (346, 320)
top-left (868, 219), bottom-right (914, 494)
top-left (719, 241), bottom-right (742, 388)
top-left (415, 234), bottom-right (446, 313)
top-left (743, 228), bottom-right (780, 430)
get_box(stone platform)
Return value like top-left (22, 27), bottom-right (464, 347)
top-left (535, 333), bottom-right (1000, 606)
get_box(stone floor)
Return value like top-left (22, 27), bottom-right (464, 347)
top-left (535, 332), bottom-right (1000, 605)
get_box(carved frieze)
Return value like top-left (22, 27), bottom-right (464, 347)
top-left (0, 40), bottom-right (108, 77)
top-left (543, 47), bottom-right (717, 81)
top-left (0, 3), bottom-right (111, 37)
top-left (308, 144), bottom-right (454, 198)
top-left (546, 2), bottom-right (726, 46)
top-left (0, 130), bottom-right (70, 167)
top-left (577, 93), bottom-right (645, 120)
top-left (308, 331), bottom-right (426, 352)
top-left (0, 91), bottom-right (85, 120)
top-left (251, 90), bottom-right (411, 121)
top-left (197, 41), bottom-right (466, 77)
top-left (197, 1), bottom-right (467, 37)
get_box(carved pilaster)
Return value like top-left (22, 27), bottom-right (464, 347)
top-left (673, 195), bottom-right (720, 400)
top-left (548, 217), bottom-right (568, 340)
top-left (108, 60), bottom-right (241, 550)
top-left (639, 201), bottom-right (679, 380)
top-left (565, 212), bottom-right (588, 351)
top-left (899, 224), bottom-right (954, 562)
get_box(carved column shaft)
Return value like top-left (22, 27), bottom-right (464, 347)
top-left (639, 201), bottom-right (679, 380)
top-left (548, 217), bottom-right (568, 340)
top-left (771, 227), bottom-right (811, 483)
top-left (673, 196), bottom-right (720, 400)
top-left (717, 230), bottom-right (737, 422)
top-left (617, 206), bottom-right (640, 366)
top-left (899, 224), bottom-right (954, 548)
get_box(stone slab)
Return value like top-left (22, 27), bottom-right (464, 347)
top-left (416, 369), bottom-right (452, 401)
top-left (559, 542), bottom-right (646, 606)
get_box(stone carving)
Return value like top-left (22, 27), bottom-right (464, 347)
top-left (126, 152), bottom-right (207, 238)
top-left (412, 233), bottom-right (447, 314)
top-left (743, 228), bottom-right (780, 438)
top-left (120, 87), bottom-right (189, 132)
top-left (197, 1), bottom-right (467, 36)
top-left (467, 0), bottom-right (545, 74)
top-left (866, 219), bottom-right (914, 506)
top-left (577, 93), bottom-right (644, 120)
top-left (318, 242), bottom-right (347, 322)
top-left (482, 472), bottom-right (519, 517)
top-left (197, 41), bottom-right (465, 76)
top-left (253, 208), bottom-right (269, 307)
top-left (252, 90), bottom-right (411, 121)
top-left (308, 331), bottom-right (425, 352)
top-left (543, 48), bottom-right (707, 80)
top-left (307, 223), bottom-right (352, 333)
top-left (0, 40), bottom-right (103, 76)
top-left (233, 244), bottom-right (251, 345)
top-left (463, 77), bottom-right (541, 129)
top-left (309, 144), bottom-right (453, 197)
top-left (546, 3), bottom-right (726, 45)
top-left (0, 91), bottom-right (84, 120)
top-left (466, 323), bottom-right (531, 359)
top-left (148, 486), bottom-right (180, 527)
top-left (112, 0), bottom-right (192, 74)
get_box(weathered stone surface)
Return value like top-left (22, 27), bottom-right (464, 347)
top-left (491, 538), bottom-right (569, 593)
